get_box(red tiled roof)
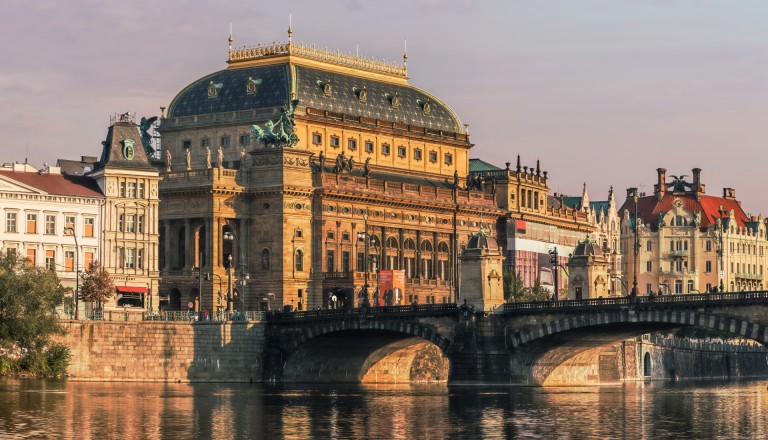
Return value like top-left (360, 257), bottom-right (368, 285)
top-left (0, 170), bottom-right (104, 198)
top-left (619, 192), bottom-right (748, 229)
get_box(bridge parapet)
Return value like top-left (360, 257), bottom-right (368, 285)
top-left (503, 291), bottom-right (768, 315)
top-left (266, 303), bottom-right (458, 324)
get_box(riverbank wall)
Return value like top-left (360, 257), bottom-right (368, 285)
top-left (55, 320), bottom-right (265, 382)
top-left (631, 336), bottom-right (768, 381)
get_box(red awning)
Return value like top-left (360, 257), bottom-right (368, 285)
top-left (116, 286), bottom-right (148, 294)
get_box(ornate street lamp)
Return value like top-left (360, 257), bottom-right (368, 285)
top-left (357, 215), bottom-right (371, 309)
top-left (632, 193), bottom-right (639, 299)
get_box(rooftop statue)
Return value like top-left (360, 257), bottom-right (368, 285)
top-left (140, 116), bottom-right (158, 156)
top-left (250, 99), bottom-right (300, 148)
top-left (668, 175), bottom-right (690, 192)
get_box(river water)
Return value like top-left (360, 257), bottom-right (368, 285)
top-left (0, 379), bottom-right (766, 439)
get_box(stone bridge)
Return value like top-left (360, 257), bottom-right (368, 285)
top-left (263, 292), bottom-right (768, 385)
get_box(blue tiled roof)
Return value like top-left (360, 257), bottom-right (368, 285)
top-left (167, 63), bottom-right (463, 133)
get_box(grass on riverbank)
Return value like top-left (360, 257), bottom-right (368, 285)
top-left (0, 343), bottom-right (71, 378)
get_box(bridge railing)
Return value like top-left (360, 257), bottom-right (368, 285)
top-left (503, 290), bottom-right (768, 314)
top-left (267, 303), bottom-right (457, 322)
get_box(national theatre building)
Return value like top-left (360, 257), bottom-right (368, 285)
top-left (157, 32), bottom-right (593, 313)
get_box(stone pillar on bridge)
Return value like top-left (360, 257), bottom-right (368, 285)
top-left (459, 228), bottom-right (504, 313)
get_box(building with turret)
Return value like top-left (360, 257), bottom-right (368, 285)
top-left (619, 168), bottom-right (767, 295)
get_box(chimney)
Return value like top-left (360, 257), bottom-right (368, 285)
top-left (723, 187), bottom-right (736, 200)
top-left (654, 168), bottom-right (666, 199)
top-left (626, 187), bottom-right (638, 199)
top-left (692, 168), bottom-right (704, 193)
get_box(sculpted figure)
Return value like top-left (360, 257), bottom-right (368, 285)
top-left (347, 156), bottom-right (355, 173)
top-left (205, 146), bottom-right (212, 168)
top-left (217, 145), bottom-right (224, 167)
top-left (185, 148), bottom-right (191, 171)
top-left (363, 157), bottom-right (371, 177)
top-left (318, 150), bottom-right (326, 172)
top-left (165, 149), bottom-right (172, 172)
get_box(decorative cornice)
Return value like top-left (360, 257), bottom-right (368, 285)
top-left (228, 41), bottom-right (407, 78)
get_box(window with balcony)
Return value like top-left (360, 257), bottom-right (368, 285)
top-left (326, 250), bottom-right (335, 272)
top-left (342, 251), bottom-right (350, 273)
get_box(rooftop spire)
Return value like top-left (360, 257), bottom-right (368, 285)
top-left (581, 182), bottom-right (590, 212)
top-left (288, 12), bottom-right (293, 43)
top-left (228, 22), bottom-right (233, 52)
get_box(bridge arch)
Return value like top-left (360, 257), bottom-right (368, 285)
top-left (267, 318), bottom-right (454, 384)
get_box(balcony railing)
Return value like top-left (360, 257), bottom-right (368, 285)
top-left (267, 303), bottom-right (457, 322)
top-left (669, 250), bottom-right (688, 257)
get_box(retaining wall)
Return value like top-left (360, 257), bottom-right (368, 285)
top-left (55, 320), bottom-right (265, 382)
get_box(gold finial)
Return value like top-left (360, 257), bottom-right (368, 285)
top-left (228, 22), bottom-right (233, 52)
top-left (288, 12), bottom-right (293, 43)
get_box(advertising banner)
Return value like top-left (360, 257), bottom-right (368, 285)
top-left (379, 269), bottom-right (405, 306)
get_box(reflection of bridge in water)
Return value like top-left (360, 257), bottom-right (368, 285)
top-left (264, 292), bottom-right (768, 385)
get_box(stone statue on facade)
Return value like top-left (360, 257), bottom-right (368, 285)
top-left (217, 145), bottom-right (224, 167)
top-left (185, 148), bottom-right (191, 171)
top-left (362, 157), bottom-right (371, 177)
top-left (318, 151), bottom-right (326, 172)
top-left (205, 147), bottom-right (212, 168)
top-left (347, 156), bottom-right (355, 173)
top-left (165, 149), bottom-right (172, 172)
top-left (656, 211), bottom-right (666, 228)
top-left (250, 99), bottom-right (300, 148)
top-left (692, 211), bottom-right (702, 227)
top-left (333, 152), bottom-right (347, 174)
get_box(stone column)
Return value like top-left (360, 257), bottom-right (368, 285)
top-left (184, 219), bottom-right (193, 270)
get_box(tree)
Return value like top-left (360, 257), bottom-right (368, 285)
top-left (503, 270), bottom-right (525, 302)
top-left (80, 261), bottom-right (114, 309)
top-left (0, 251), bottom-right (69, 376)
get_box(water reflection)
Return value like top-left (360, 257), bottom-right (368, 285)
top-left (0, 379), bottom-right (766, 439)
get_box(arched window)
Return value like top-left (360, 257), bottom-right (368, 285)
top-left (404, 238), bottom-right (416, 250)
top-left (437, 242), bottom-right (449, 253)
top-left (386, 237), bottom-right (398, 248)
top-left (295, 250), bottom-right (303, 271)
top-left (261, 248), bottom-right (270, 270)
top-left (421, 241), bottom-right (433, 252)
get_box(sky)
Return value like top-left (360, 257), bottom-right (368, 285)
top-left (1, 0), bottom-right (767, 212)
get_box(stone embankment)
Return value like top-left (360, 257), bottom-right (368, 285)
top-left (55, 320), bottom-right (265, 382)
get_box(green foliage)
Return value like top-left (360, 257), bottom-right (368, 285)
top-left (503, 270), bottom-right (549, 302)
top-left (18, 343), bottom-right (71, 377)
top-left (503, 270), bottom-right (525, 301)
top-left (672, 326), bottom-right (739, 341)
top-left (0, 251), bottom-right (66, 352)
top-left (80, 261), bottom-right (114, 307)
top-left (0, 355), bottom-right (19, 376)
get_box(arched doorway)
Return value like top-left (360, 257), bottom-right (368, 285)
top-left (643, 352), bottom-right (652, 377)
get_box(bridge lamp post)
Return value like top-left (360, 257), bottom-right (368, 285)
top-left (717, 206), bottom-right (727, 292)
top-left (64, 227), bottom-right (79, 319)
top-left (205, 272), bottom-right (224, 317)
top-left (631, 193), bottom-right (639, 299)
top-left (357, 214), bottom-right (372, 309)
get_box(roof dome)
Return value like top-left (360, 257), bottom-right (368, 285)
top-left (573, 239), bottom-right (603, 257)
top-left (166, 42), bottom-right (464, 133)
top-left (466, 229), bottom-right (499, 251)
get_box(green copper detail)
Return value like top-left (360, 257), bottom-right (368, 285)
top-left (250, 100), bottom-right (300, 148)
top-left (122, 139), bottom-right (135, 160)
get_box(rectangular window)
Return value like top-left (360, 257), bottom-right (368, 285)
top-left (381, 144), bottom-right (390, 155)
top-left (706, 261), bottom-right (712, 272)
top-left (137, 249), bottom-right (143, 270)
top-left (444, 154), bottom-right (453, 165)
top-left (138, 183), bottom-right (145, 199)
top-left (84, 218), bottom-right (94, 237)
top-left (127, 182), bottom-right (137, 198)
top-left (26, 213), bottom-right (37, 234)
top-left (65, 216), bottom-right (75, 232)
top-left (646, 241), bottom-right (652, 252)
top-left (119, 182), bottom-right (126, 197)
top-left (201, 138), bottom-right (211, 148)
top-left (670, 241), bottom-right (674, 252)
top-left (357, 252), bottom-right (365, 271)
top-left (326, 250), bottom-right (335, 272)
top-left (365, 141), bottom-right (374, 153)
top-left (342, 251), bottom-right (350, 273)
top-left (220, 136), bottom-right (231, 147)
top-left (126, 248), bottom-right (135, 269)
top-left (183, 140), bottom-right (192, 149)
top-left (6, 212), bottom-right (17, 232)
top-left (84, 252), bottom-right (94, 271)
top-left (706, 240), bottom-right (712, 252)
top-left (126, 215), bottom-right (136, 233)
top-left (137, 215), bottom-right (144, 233)
top-left (429, 151), bottom-right (437, 163)
top-left (687, 280), bottom-right (694, 293)
top-left (646, 261), bottom-right (652, 272)
top-left (46, 250), bottom-right (56, 271)
top-left (706, 283), bottom-right (712, 292)
top-left (646, 284), bottom-right (653, 294)
top-left (65, 251), bottom-right (74, 272)
top-left (45, 214), bottom-right (56, 235)
top-left (675, 261), bottom-right (682, 272)
top-left (397, 146), bottom-right (406, 158)
top-left (26, 248), bottom-right (36, 267)
top-left (347, 139), bottom-right (357, 150)
top-left (330, 136), bottom-right (340, 148)
top-left (240, 134), bottom-right (250, 146)
top-left (295, 230), bottom-right (303, 238)
top-left (414, 149), bottom-right (422, 161)
top-left (312, 133), bottom-right (322, 145)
